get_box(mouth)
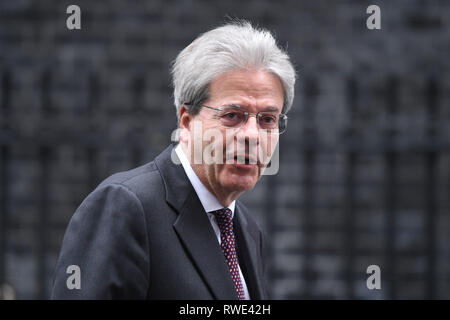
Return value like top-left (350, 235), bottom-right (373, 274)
top-left (233, 155), bottom-right (258, 166)
top-left (223, 151), bottom-right (265, 167)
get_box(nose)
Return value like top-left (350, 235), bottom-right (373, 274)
top-left (242, 115), bottom-right (260, 137)
top-left (239, 115), bottom-right (260, 148)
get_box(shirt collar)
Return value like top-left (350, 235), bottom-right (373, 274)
top-left (174, 143), bottom-right (235, 217)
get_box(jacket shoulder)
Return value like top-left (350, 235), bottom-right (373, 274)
top-left (95, 160), bottom-right (162, 198)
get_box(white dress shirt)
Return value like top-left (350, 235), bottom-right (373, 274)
top-left (175, 143), bottom-right (250, 300)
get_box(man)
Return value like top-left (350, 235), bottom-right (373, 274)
top-left (51, 20), bottom-right (296, 300)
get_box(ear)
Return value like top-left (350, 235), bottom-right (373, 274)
top-left (179, 105), bottom-right (193, 143)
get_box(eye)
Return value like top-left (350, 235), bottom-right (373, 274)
top-left (261, 115), bottom-right (276, 123)
top-left (223, 112), bottom-right (238, 119)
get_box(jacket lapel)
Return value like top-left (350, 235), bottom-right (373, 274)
top-left (234, 204), bottom-right (266, 299)
top-left (155, 144), bottom-right (238, 300)
top-left (173, 190), bottom-right (238, 299)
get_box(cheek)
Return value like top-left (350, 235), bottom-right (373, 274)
top-left (260, 133), bottom-right (279, 161)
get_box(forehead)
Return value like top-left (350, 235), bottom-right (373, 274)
top-left (208, 69), bottom-right (284, 110)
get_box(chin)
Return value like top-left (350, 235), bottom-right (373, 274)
top-left (220, 169), bottom-right (259, 192)
top-left (226, 180), bottom-right (256, 192)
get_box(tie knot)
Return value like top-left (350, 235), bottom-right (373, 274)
top-left (211, 208), bottom-right (233, 226)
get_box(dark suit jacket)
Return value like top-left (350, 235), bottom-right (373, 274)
top-left (51, 143), bottom-right (268, 299)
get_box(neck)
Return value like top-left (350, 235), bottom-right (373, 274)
top-left (207, 186), bottom-right (242, 208)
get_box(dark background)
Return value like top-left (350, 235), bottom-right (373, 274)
top-left (0, 0), bottom-right (449, 299)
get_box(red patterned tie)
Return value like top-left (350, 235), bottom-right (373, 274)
top-left (211, 208), bottom-right (246, 300)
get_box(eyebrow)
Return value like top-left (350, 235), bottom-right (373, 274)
top-left (263, 106), bottom-right (280, 112)
top-left (228, 104), bottom-right (280, 112)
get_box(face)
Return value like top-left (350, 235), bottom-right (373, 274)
top-left (179, 68), bottom-right (284, 203)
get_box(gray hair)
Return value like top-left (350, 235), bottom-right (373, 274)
top-left (171, 20), bottom-right (296, 123)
